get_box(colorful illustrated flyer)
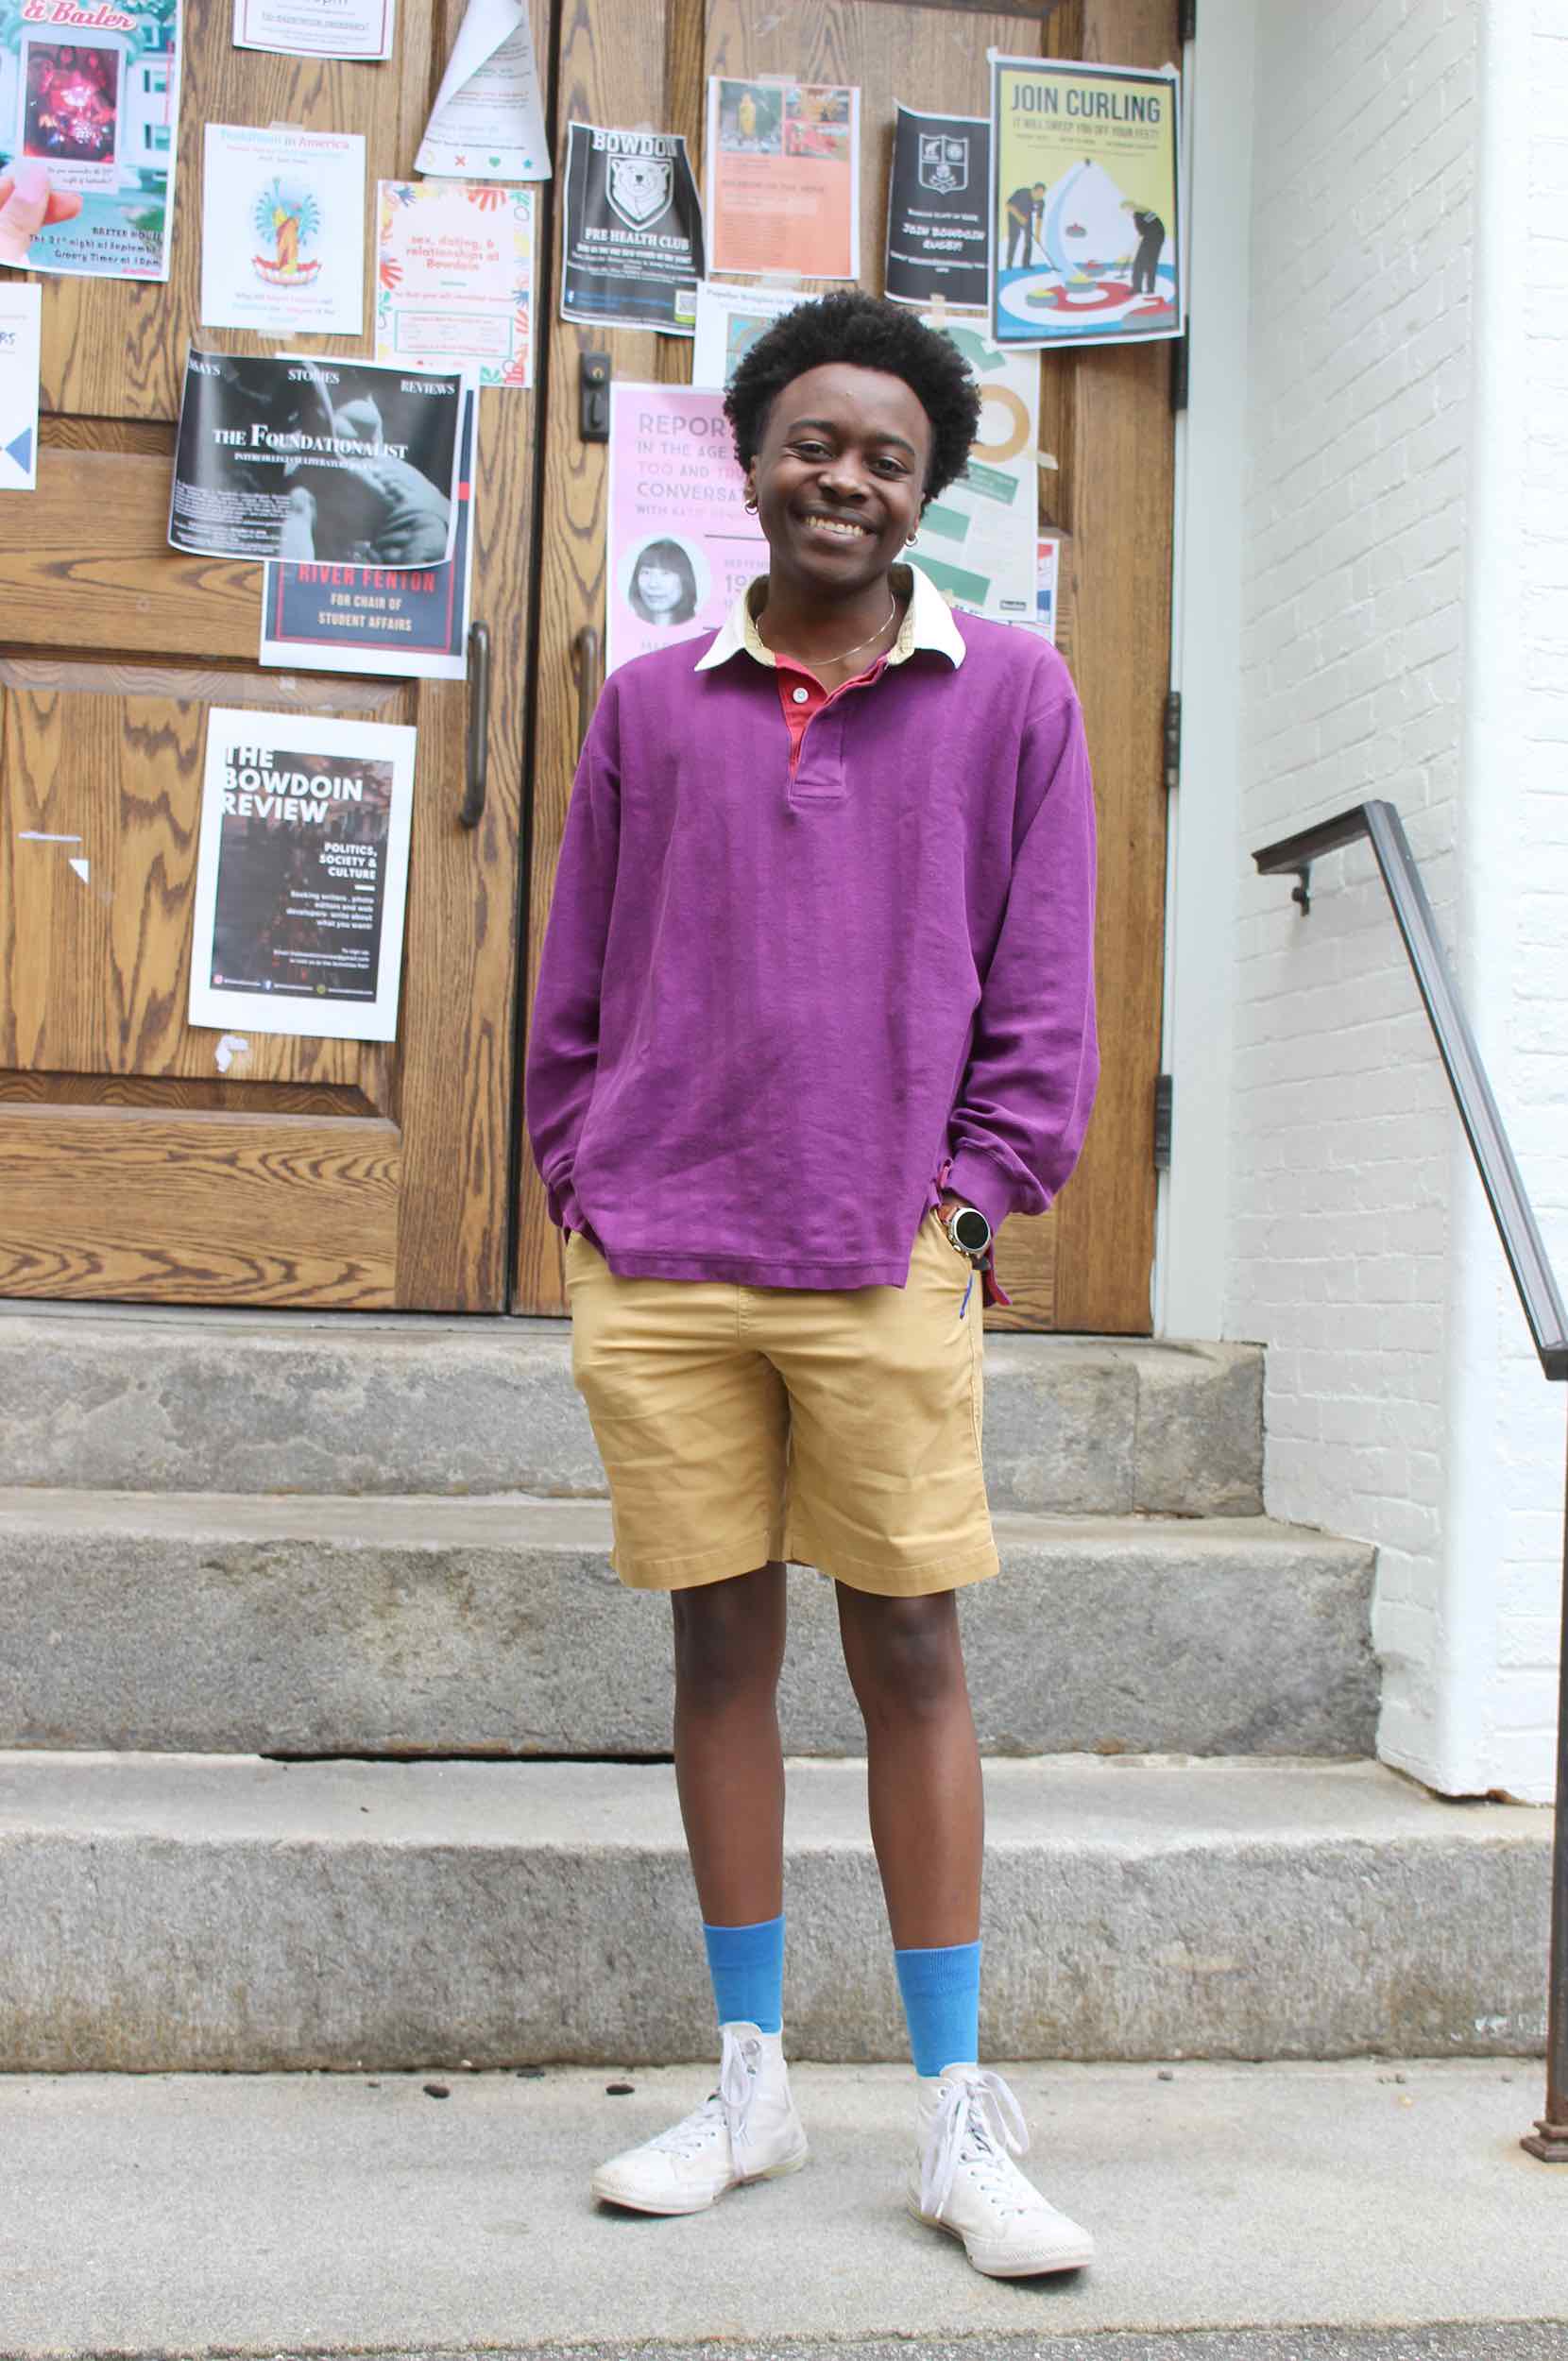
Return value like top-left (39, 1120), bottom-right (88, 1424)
top-left (705, 77), bottom-right (858, 281)
top-left (690, 279), bottom-right (802, 388)
top-left (990, 56), bottom-right (1181, 350)
top-left (201, 126), bottom-right (365, 337)
top-left (416, 0), bottom-right (550, 182)
top-left (171, 350), bottom-right (462, 566)
top-left (0, 281), bottom-right (40, 488)
top-left (560, 121), bottom-right (703, 335)
top-left (606, 381), bottom-right (765, 676)
top-left (233, 0), bottom-right (394, 60)
top-left (261, 385), bottom-right (476, 678)
top-left (912, 316), bottom-right (1037, 624)
top-left (190, 708), bottom-right (417, 1045)
top-left (1014, 534), bottom-right (1060, 643)
top-left (376, 180), bottom-right (533, 385)
top-left (0, 0), bottom-right (181, 282)
top-left (885, 104), bottom-right (988, 313)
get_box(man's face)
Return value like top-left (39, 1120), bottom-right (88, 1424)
top-left (746, 363), bottom-right (931, 597)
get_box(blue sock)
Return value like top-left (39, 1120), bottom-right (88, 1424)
top-left (895, 1940), bottom-right (982, 2077)
top-left (703, 1914), bottom-right (785, 2034)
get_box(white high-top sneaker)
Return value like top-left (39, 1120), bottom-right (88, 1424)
top-left (909, 2063), bottom-right (1095, 2277)
top-left (590, 2023), bottom-right (809, 2216)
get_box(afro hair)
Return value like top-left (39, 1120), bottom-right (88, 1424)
top-left (723, 290), bottom-right (981, 505)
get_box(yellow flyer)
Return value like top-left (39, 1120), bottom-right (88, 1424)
top-left (990, 56), bottom-right (1181, 350)
top-left (705, 76), bottom-right (859, 280)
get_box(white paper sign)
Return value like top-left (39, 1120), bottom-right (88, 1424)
top-left (0, 282), bottom-right (41, 489)
top-left (190, 708), bottom-right (417, 1044)
top-left (690, 280), bottom-right (804, 389)
top-left (233, 0), bottom-right (395, 60)
top-left (915, 315), bottom-right (1038, 624)
top-left (375, 179), bottom-right (534, 385)
top-left (416, 0), bottom-right (551, 182)
top-left (200, 125), bottom-right (366, 337)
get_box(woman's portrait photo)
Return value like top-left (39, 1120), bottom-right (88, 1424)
top-left (624, 536), bottom-right (702, 627)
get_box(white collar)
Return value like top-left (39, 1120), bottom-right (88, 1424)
top-left (693, 559), bottom-right (966, 674)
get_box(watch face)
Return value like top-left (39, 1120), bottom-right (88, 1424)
top-left (952, 1206), bottom-right (990, 1252)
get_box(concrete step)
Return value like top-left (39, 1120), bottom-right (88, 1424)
top-left (0, 1306), bottom-right (1264, 1517)
top-left (0, 1491), bottom-right (1376, 1759)
top-left (0, 1754), bottom-right (1546, 2070)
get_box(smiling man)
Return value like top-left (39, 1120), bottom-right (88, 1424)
top-left (525, 292), bottom-right (1099, 2276)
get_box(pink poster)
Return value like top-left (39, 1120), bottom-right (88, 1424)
top-left (605, 381), bottom-right (767, 676)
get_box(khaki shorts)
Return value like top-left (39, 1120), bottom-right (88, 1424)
top-left (564, 1209), bottom-right (997, 1598)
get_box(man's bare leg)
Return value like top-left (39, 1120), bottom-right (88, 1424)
top-left (672, 1558), bottom-right (789, 1925)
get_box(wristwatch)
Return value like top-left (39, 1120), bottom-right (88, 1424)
top-left (938, 1199), bottom-right (992, 1261)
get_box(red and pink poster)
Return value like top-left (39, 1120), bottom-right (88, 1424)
top-left (605, 381), bottom-right (766, 676)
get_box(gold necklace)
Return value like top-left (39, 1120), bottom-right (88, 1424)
top-left (758, 596), bottom-right (898, 672)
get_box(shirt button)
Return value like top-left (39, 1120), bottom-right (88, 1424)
top-left (791, 685), bottom-right (810, 704)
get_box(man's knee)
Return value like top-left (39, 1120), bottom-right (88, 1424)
top-left (844, 1593), bottom-right (964, 1720)
top-left (672, 1563), bottom-right (784, 1700)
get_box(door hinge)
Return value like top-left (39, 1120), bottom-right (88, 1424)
top-left (1153, 1074), bottom-right (1174, 1171)
top-left (1163, 689), bottom-right (1182, 793)
top-left (1169, 334), bottom-right (1189, 414)
top-left (1181, 0), bottom-right (1196, 41)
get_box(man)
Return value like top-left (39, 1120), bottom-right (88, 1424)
top-left (1004, 180), bottom-right (1045, 269)
top-left (525, 293), bottom-right (1099, 2279)
top-left (1125, 201), bottom-right (1166, 296)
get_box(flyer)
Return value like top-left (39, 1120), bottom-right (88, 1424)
top-left (690, 280), bottom-right (802, 388)
top-left (0, 281), bottom-right (40, 488)
top-left (190, 709), bottom-right (417, 1044)
top-left (606, 381), bottom-right (766, 676)
top-left (885, 104), bottom-right (988, 313)
top-left (560, 121), bottom-right (703, 336)
top-left (261, 385), bottom-right (476, 678)
top-left (0, 0), bottom-right (181, 282)
top-left (233, 0), bottom-right (394, 60)
top-left (376, 179), bottom-right (534, 385)
top-left (705, 77), bottom-right (859, 281)
top-left (1013, 535), bottom-right (1060, 643)
top-left (416, 0), bottom-right (550, 182)
top-left (912, 316), bottom-right (1037, 624)
top-left (171, 351), bottom-right (462, 567)
top-left (201, 126), bottom-right (366, 337)
top-left (990, 55), bottom-right (1182, 350)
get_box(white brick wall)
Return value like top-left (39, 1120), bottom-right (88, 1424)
top-left (1224, 0), bottom-right (1567, 1801)
top-left (1229, 0), bottom-right (1478, 1784)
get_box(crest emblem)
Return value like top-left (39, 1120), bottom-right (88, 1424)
top-left (918, 135), bottom-right (968, 196)
top-left (606, 155), bottom-right (673, 230)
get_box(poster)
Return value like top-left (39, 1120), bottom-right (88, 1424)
top-left (690, 280), bottom-right (802, 388)
top-left (416, 0), bottom-right (550, 182)
top-left (171, 351), bottom-right (462, 566)
top-left (201, 126), bottom-right (365, 336)
top-left (261, 385), bottom-right (476, 678)
top-left (705, 77), bottom-right (858, 281)
top-left (884, 104), bottom-right (988, 313)
top-left (0, 0), bottom-right (181, 282)
top-left (605, 381), bottom-right (766, 676)
top-left (233, 0), bottom-right (393, 60)
top-left (190, 709), bottom-right (417, 1044)
top-left (913, 317), bottom-right (1037, 623)
top-left (0, 281), bottom-right (40, 488)
top-left (376, 179), bottom-right (533, 385)
top-left (990, 55), bottom-right (1182, 350)
top-left (560, 121), bottom-right (703, 336)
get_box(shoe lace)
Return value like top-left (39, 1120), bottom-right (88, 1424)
top-left (921, 2066), bottom-right (1032, 2221)
top-left (647, 2027), bottom-right (761, 2162)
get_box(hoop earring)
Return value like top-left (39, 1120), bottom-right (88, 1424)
top-left (744, 495), bottom-right (758, 513)
top-left (906, 532), bottom-right (918, 546)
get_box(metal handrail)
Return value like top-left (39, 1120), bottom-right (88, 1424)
top-left (1253, 796), bottom-right (1568, 2162)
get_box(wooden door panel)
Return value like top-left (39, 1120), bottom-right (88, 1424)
top-left (0, 1105), bottom-right (400, 1305)
top-left (518, 0), bottom-right (1167, 1331)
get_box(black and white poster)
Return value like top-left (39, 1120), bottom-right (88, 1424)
top-left (169, 351), bottom-right (463, 566)
top-left (560, 120), bottom-right (704, 336)
top-left (189, 709), bottom-right (417, 1043)
top-left (885, 103), bottom-right (989, 313)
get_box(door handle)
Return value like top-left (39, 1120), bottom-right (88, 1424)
top-left (572, 624), bottom-right (602, 758)
top-left (460, 620), bottom-right (489, 830)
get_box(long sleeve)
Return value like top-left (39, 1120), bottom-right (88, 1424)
top-left (944, 671), bottom-right (1099, 1236)
top-left (522, 686), bottom-right (622, 1233)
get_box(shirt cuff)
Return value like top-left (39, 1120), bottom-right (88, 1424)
top-left (545, 1171), bottom-right (586, 1233)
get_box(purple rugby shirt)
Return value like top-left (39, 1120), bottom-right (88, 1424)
top-left (523, 584), bottom-right (1099, 1294)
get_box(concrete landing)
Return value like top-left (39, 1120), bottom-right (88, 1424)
top-left (0, 2062), bottom-right (1562, 2356)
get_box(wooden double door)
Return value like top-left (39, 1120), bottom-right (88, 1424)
top-left (0, 0), bottom-right (1175, 1331)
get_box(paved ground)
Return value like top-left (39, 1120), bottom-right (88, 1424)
top-left (1, 2061), bottom-right (1564, 2357)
